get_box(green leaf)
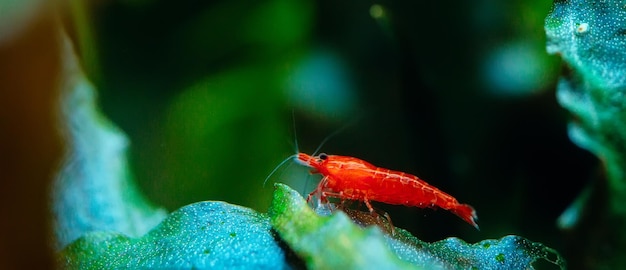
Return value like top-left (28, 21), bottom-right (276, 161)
top-left (545, 0), bottom-right (626, 179)
top-left (390, 230), bottom-right (565, 269)
top-left (60, 201), bottom-right (287, 269)
top-left (269, 183), bottom-right (565, 269)
top-left (545, 0), bottom-right (626, 268)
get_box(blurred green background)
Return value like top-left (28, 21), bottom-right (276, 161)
top-left (0, 0), bottom-right (599, 268)
top-left (88, 0), bottom-right (596, 247)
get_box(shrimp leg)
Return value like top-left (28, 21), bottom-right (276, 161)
top-left (323, 191), bottom-right (396, 235)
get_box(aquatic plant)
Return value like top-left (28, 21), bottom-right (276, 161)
top-left (545, 0), bottom-right (626, 267)
top-left (54, 37), bottom-right (565, 268)
top-left (0, 0), bottom-right (568, 268)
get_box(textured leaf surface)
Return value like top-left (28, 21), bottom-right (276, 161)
top-left (545, 0), bottom-right (626, 163)
top-left (60, 201), bottom-right (287, 269)
top-left (545, 0), bottom-right (626, 268)
top-left (389, 230), bottom-right (565, 270)
top-left (545, 0), bottom-right (626, 89)
top-left (270, 183), bottom-right (565, 269)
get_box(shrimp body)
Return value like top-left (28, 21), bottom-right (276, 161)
top-left (296, 153), bottom-right (479, 229)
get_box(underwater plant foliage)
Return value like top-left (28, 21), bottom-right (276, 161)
top-left (546, 0), bottom-right (626, 267)
top-left (60, 202), bottom-right (287, 269)
top-left (38, 0), bottom-right (575, 268)
top-left (55, 37), bottom-right (566, 268)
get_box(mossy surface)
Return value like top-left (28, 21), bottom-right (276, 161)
top-left (546, 0), bottom-right (626, 267)
top-left (60, 202), bottom-right (286, 269)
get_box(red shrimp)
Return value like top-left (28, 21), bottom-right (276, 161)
top-left (295, 152), bottom-right (479, 230)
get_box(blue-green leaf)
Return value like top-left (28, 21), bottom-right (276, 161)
top-left (60, 201), bottom-right (287, 269)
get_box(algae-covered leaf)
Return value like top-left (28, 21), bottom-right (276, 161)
top-left (60, 201), bottom-right (287, 269)
top-left (269, 183), bottom-right (565, 269)
top-left (545, 0), bottom-right (626, 268)
top-left (545, 0), bottom-right (626, 161)
top-left (390, 229), bottom-right (565, 269)
top-left (545, 0), bottom-right (626, 89)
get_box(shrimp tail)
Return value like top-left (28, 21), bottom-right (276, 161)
top-left (452, 204), bottom-right (479, 230)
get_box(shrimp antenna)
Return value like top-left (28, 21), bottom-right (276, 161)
top-left (292, 110), bottom-right (310, 196)
top-left (263, 154), bottom-right (298, 187)
top-left (292, 109), bottom-right (299, 154)
top-left (264, 110), bottom-right (301, 188)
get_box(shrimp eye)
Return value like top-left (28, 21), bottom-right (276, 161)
top-left (318, 153), bottom-right (328, 160)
